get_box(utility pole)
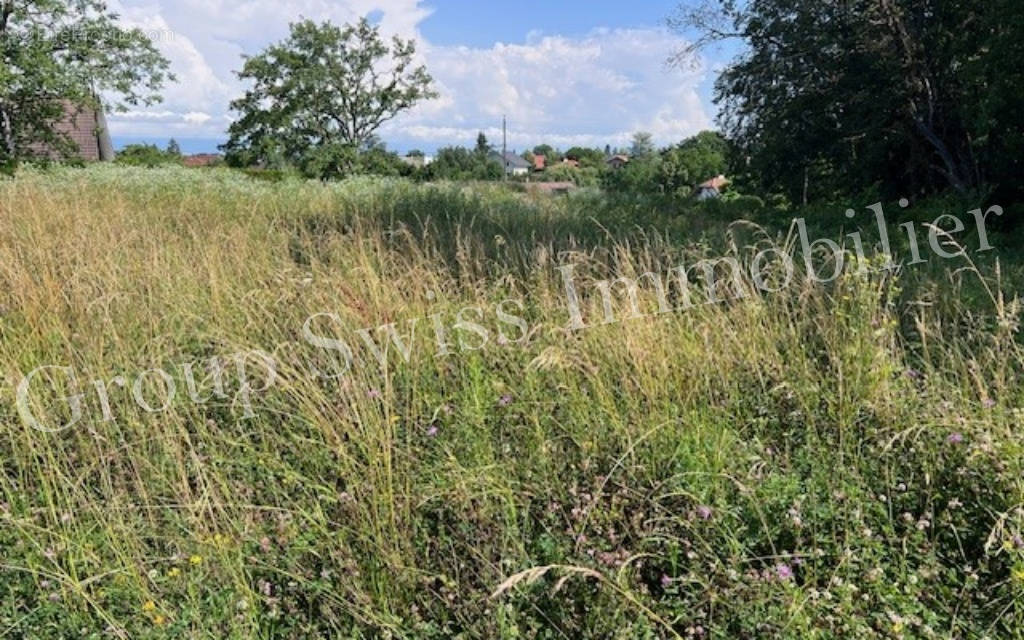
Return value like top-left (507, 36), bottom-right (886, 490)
top-left (502, 115), bottom-right (507, 181)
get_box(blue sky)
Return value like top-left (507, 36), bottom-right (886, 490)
top-left (418, 1), bottom-right (683, 47)
top-left (110, 0), bottom-right (733, 154)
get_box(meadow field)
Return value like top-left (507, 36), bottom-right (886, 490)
top-left (1, 166), bottom-right (1023, 638)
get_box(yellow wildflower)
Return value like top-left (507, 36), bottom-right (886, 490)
top-left (1012, 568), bottom-right (1024, 583)
top-left (153, 614), bottom-right (166, 626)
top-left (167, 567), bottom-right (181, 578)
top-left (189, 555), bottom-right (203, 566)
top-left (142, 600), bottom-right (156, 612)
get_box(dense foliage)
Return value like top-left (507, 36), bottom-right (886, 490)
top-left (0, 0), bottom-right (171, 170)
top-left (222, 18), bottom-right (436, 179)
top-left (115, 141), bottom-right (183, 167)
top-left (671, 0), bottom-right (1024, 207)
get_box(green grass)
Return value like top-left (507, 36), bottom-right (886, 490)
top-left (0, 165), bottom-right (1022, 638)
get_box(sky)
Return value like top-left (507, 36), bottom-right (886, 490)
top-left (107, 1), bottom-right (735, 154)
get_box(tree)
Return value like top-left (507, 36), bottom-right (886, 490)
top-left (670, 0), bottom-right (1024, 203)
top-left (657, 130), bottom-right (729, 195)
top-left (116, 143), bottom-right (181, 167)
top-left (629, 132), bottom-right (655, 158)
top-left (532, 144), bottom-right (560, 162)
top-left (0, 0), bottom-right (172, 169)
top-left (565, 146), bottom-right (607, 169)
top-left (166, 138), bottom-right (182, 157)
top-left (475, 132), bottom-right (491, 156)
top-left (427, 146), bottom-right (502, 181)
top-left (222, 18), bottom-right (437, 178)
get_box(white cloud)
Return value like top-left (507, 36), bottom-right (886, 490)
top-left (107, 1), bottom-right (712, 149)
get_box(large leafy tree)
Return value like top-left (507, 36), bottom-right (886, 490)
top-left (657, 130), bottom-right (729, 195)
top-left (0, 0), bottom-right (172, 167)
top-left (223, 18), bottom-right (437, 178)
top-left (670, 0), bottom-right (1024, 204)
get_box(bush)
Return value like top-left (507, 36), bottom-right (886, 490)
top-left (114, 143), bottom-right (182, 167)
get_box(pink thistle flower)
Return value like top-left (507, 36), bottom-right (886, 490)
top-left (660, 573), bottom-right (672, 588)
top-left (426, 425), bottom-right (439, 437)
top-left (775, 563), bottom-right (794, 581)
top-left (947, 432), bottom-right (964, 444)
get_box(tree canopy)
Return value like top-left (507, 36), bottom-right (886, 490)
top-left (222, 18), bottom-right (437, 178)
top-left (671, 0), bottom-right (1024, 205)
top-left (0, 0), bottom-right (172, 168)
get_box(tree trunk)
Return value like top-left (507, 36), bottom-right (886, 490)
top-left (0, 105), bottom-right (15, 161)
top-left (914, 118), bottom-right (969, 195)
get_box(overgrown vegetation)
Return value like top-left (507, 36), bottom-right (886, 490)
top-left (1, 166), bottom-right (1022, 638)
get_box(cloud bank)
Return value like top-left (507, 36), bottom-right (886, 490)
top-left (108, 0), bottom-right (712, 150)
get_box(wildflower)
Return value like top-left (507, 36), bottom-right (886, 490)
top-left (1014, 535), bottom-right (1024, 549)
top-left (497, 394), bottom-right (512, 407)
top-left (660, 574), bottom-right (672, 588)
top-left (696, 505), bottom-right (713, 520)
top-left (258, 579), bottom-right (272, 597)
top-left (47, 592), bottom-right (60, 602)
top-left (167, 567), bottom-right (181, 578)
top-left (775, 563), bottom-right (794, 581)
top-left (153, 615), bottom-right (166, 626)
top-left (142, 600), bottom-right (156, 612)
top-left (259, 536), bottom-right (272, 553)
top-left (367, 388), bottom-right (381, 399)
top-left (947, 432), bottom-right (964, 444)
top-left (426, 424), bottom-right (439, 437)
top-left (189, 555), bottom-right (203, 566)
top-left (1013, 568), bottom-right (1024, 583)
top-left (983, 398), bottom-right (996, 408)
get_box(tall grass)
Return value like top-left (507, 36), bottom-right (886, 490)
top-left (0, 166), bottom-right (1021, 638)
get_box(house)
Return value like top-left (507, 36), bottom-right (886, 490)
top-left (31, 100), bottom-right (114, 161)
top-left (695, 174), bottom-right (730, 200)
top-left (606, 154), bottom-right (629, 170)
top-left (533, 154), bottom-right (546, 171)
top-left (492, 151), bottom-right (530, 176)
top-left (183, 153), bottom-right (222, 168)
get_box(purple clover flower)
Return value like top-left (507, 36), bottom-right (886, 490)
top-left (947, 432), bottom-right (964, 445)
top-left (775, 563), bottom-right (794, 581)
top-left (696, 505), bottom-right (713, 520)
